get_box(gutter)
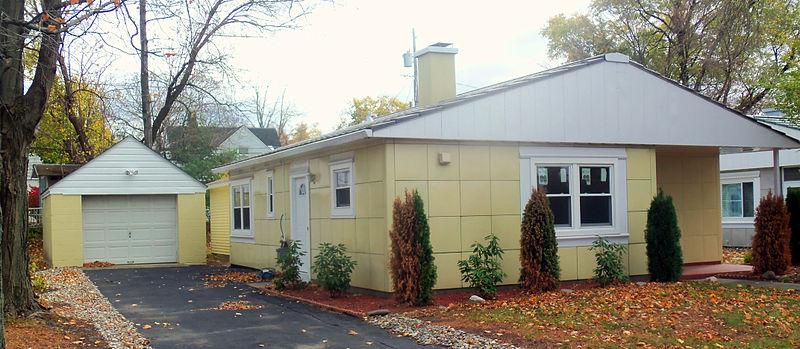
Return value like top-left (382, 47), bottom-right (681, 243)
top-left (213, 129), bottom-right (373, 174)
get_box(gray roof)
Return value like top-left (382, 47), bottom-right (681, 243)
top-left (217, 52), bottom-right (793, 170)
top-left (166, 126), bottom-right (281, 149)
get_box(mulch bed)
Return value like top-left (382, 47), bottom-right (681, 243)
top-left (717, 265), bottom-right (800, 283)
top-left (263, 281), bottom-right (600, 317)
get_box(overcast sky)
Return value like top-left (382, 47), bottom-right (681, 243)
top-left (226, 0), bottom-right (591, 131)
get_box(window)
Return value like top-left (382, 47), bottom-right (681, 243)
top-left (537, 165), bottom-right (613, 228)
top-left (230, 179), bottom-right (253, 238)
top-left (330, 159), bottom-right (355, 218)
top-left (266, 171), bottom-right (275, 218)
top-left (520, 146), bottom-right (628, 246)
top-left (721, 171), bottom-right (759, 224)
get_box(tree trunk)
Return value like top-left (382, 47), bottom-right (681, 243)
top-left (0, 114), bottom-right (42, 317)
top-left (140, 0), bottom-right (153, 148)
top-left (0, 108), bottom-right (6, 349)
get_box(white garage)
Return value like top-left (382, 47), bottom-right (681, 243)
top-left (42, 137), bottom-right (208, 267)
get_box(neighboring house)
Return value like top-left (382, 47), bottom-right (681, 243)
top-left (211, 45), bottom-right (797, 293)
top-left (42, 137), bottom-right (207, 267)
top-left (719, 110), bottom-right (800, 247)
top-left (165, 126), bottom-right (282, 157)
top-left (33, 164), bottom-right (82, 194)
top-left (27, 154), bottom-right (42, 189)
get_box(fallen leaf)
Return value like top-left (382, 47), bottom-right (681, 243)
top-left (348, 330), bottom-right (358, 335)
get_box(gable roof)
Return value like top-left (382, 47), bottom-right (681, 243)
top-left (45, 137), bottom-right (206, 196)
top-left (166, 126), bottom-right (281, 149)
top-left (215, 53), bottom-right (799, 173)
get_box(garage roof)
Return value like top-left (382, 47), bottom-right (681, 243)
top-left (44, 137), bottom-right (206, 196)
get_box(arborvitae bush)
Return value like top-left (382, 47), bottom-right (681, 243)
top-left (752, 192), bottom-right (791, 275)
top-left (519, 189), bottom-right (560, 292)
top-left (413, 191), bottom-right (437, 305)
top-left (786, 189), bottom-right (800, 265)
top-left (389, 190), bottom-right (437, 305)
top-left (645, 189), bottom-right (683, 282)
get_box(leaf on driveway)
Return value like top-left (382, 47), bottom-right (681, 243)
top-left (348, 330), bottom-right (357, 335)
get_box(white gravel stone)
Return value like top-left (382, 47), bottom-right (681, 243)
top-left (35, 268), bottom-right (151, 349)
top-left (367, 314), bottom-right (518, 349)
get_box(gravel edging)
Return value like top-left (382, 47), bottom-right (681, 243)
top-left (35, 268), bottom-right (151, 349)
top-left (367, 314), bottom-right (518, 349)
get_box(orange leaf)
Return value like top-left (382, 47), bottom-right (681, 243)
top-left (42, 13), bottom-right (50, 21)
top-left (47, 25), bottom-right (56, 32)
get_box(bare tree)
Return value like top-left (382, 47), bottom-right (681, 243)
top-left (1, 0), bottom-right (125, 321)
top-left (248, 86), bottom-right (297, 143)
top-left (118, 0), bottom-right (308, 148)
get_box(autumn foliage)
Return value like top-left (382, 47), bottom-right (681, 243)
top-left (645, 189), bottom-right (683, 282)
top-left (519, 189), bottom-right (560, 293)
top-left (786, 189), bottom-right (800, 265)
top-left (28, 185), bottom-right (40, 208)
top-left (752, 192), bottom-right (791, 275)
top-left (389, 190), bottom-right (436, 305)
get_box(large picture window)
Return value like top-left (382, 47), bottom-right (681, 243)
top-left (520, 146), bottom-right (628, 246)
top-left (230, 179), bottom-right (253, 238)
top-left (330, 159), bottom-right (355, 218)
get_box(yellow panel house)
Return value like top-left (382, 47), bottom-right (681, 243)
top-left (213, 44), bottom-right (798, 293)
top-left (42, 137), bottom-right (207, 267)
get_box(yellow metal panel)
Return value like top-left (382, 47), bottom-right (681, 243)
top-left (627, 211), bottom-right (647, 244)
top-left (230, 242), bottom-right (274, 269)
top-left (349, 253), bottom-right (369, 287)
top-left (368, 254), bottom-right (390, 292)
top-left (491, 181), bottom-right (521, 215)
top-left (432, 252), bottom-right (463, 289)
top-left (417, 52), bottom-right (456, 107)
top-left (491, 215), bottom-right (522, 251)
top-left (428, 181), bottom-right (461, 217)
top-left (369, 218), bottom-right (388, 255)
top-left (427, 145), bottom-right (460, 180)
top-left (626, 148), bottom-right (653, 180)
top-left (310, 219), bottom-right (322, 248)
top-left (309, 186), bottom-right (330, 220)
top-left (429, 217), bottom-right (461, 253)
top-left (460, 216), bottom-right (491, 251)
top-left (459, 145), bottom-right (491, 180)
top-left (627, 179), bottom-right (655, 212)
top-left (558, 247), bottom-right (578, 280)
top-left (576, 246), bottom-right (596, 280)
top-left (177, 193), bottom-right (206, 265)
top-left (309, 158), bottom-right (329, 189)
top-left (354, 219), bottom-right (370, 254)
top-left (490, 146), bottom-right (519, 181)
top-left (500, 249), bottom-right (521, 285)
top-left (628, 243), bottom-right (648, 275)
top-left (394, 144), bottom-right (428, 180)
top-left (354, 148), bottom-right (370, 184)
top-left (355, 183), bottom-right (370, 218)
top-left (368, 182), bottom-right (386, 218)
top-left (460, 181), bottom-right (490, 216)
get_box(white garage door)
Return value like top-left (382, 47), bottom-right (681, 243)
top-left (82, 195), bottom-right (178, 264)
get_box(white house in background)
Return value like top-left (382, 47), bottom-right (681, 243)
top-left (719, 110), bottom-right (800, 246)
top-left (164, 126), bottom-right (282, 157)
top-left (27, 154), bottom-right (42, 189)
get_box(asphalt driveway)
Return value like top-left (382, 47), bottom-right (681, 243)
top-left (85, 266), bottom-right (428, 349)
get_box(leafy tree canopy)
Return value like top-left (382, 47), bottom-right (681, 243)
top-left (337, 96), bottom-right (409, 129)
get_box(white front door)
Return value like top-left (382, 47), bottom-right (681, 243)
top-left (82, 195), bottom-right (178, 264)
top-left (291, 176), bottom-right (311, 281)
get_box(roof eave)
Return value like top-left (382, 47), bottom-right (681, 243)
top-left (213, 129), bottom-right (373, 174)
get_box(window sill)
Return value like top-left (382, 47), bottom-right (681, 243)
top-left (556, 233), bottom-right (629, 247)
top-left (230, 234), bottom-right (255, 244)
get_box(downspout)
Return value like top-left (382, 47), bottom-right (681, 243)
top-left (774, 148), bottom-right (782, 196)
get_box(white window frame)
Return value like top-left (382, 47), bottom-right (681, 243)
top-left (720, 171), bottom-right (760, 227)
top-left (520, 146), bottom-right (628, 247)
top-left (266, 170), bottom-right (275, 219)
top-left (230, 178), bottom-right (254, 242)
top-left (330, 158), bottom-right (355, 218)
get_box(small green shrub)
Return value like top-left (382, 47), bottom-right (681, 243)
top-left (645, 189), bottom-right (683, 282)
top-left (313, 243), bottom-right (356, 297)
top-left (590, 237), bottom-right (628, 286)
top-left (458, 234), bottom-right (506, 299)
top-left (743, 251), bottom-right (753, 264)
top-left (28, 225), bottom-right (42, 239)
top-left (274, 240), bottom-right (306, 290)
